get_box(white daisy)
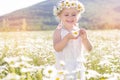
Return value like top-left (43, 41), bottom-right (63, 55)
top-left (2, 73), bottom-right (20, 80)
top-left (60, 60), bottom-right (65, 66)
top-left (43, 65), bottom-right (57, 78)
top-left (71, 27), bottom-right (80, 37)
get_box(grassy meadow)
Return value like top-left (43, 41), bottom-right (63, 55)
top-left (0, 30), bottom-right (120, 80)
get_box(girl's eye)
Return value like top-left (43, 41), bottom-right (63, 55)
top-left (72, 14), bottom-right (76, 16)
top-left (65, 14), bottom-right (69, 16)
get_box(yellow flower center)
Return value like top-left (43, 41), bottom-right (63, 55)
top-left (73, 31), bottom-right (78, 35)
top-left (56, 77), bottom-right (60, 80)
top-left (78, 5), bottom-right (81, 10)
top-left (66, 2), bottom-right (70, 7)
top-left (71, 3), bottom-right (75, 6)
top-left (66, 2), bottom-right (69, 5)
top-left (100, 77), bottom-right (108, 80)
top-left (58, 71), bottom-right (64, 75)
top-left (62, 2), bottom-right (64, 6)
top-left (48, 70), bottom-right (52, 74)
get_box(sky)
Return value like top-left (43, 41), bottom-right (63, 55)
top-left (0, 0), bottom-right (45, 16)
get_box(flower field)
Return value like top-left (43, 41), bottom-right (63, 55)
top-left (0, 30), bottom-right (120, 80)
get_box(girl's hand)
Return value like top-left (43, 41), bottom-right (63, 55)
top-left (79, 28), bottom-right (92, 51)
top-left (79, 28), bottom-right (88, 40)
top-left (66, 33), bottom-right (77, 40)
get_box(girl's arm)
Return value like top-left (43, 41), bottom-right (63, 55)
top-left (53, 29), bottom-right (75, 52)
top-left (82, 37), bottom-right (92, 52)
top-left (79, 29), bottom-right (92, 52)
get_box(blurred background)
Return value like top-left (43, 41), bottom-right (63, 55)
top-left (0, 0), bottom-right (120, 31)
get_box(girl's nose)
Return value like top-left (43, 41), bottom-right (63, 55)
top-left (68, 15), bottom-right (74, 19)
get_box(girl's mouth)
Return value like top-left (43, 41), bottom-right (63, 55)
top-left (66, 20), bottom-right (74, 23)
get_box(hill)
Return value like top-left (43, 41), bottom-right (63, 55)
top-left (0, 0), bottom-right (120, 31)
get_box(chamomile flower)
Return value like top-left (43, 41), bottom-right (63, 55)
top-left (43, 65), bottom-right (57, 78)
top-left (60, 60), bottom-right (65, 66)
top-left (4, 56), bottom-right (19, 64)
top-left (86, 70), bottom-right (101, 79)
top-left (20, 56), bottom-right (32, 62)
top-left (65, 1), bottom-right (70, 8)
top-left (72, 30), bottom-right (79, 37)
top-left (55, 77), bottom-right (61, 80)
top-left (58, 70), bottom-right (66, 75)
top-left (71, 27), bottom-right (80, 37)
top-left (21, 67), bottom-right (35, 73)
top-left (2, 73), bottom-right (20, 80)
top-left (53, 75), bottom-right (64, 80)
top-left (61, 1), bottom-right (65, 7)
top-left (71, 2), bottom-right (76, 7)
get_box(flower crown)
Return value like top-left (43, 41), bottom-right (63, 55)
top-left (53, 0), bottom-right (85, 16)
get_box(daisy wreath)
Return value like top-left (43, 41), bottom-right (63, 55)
top-left (53, 0), bottom-right (85, 16)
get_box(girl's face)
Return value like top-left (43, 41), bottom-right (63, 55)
top-left (59, 8), bottom-right (80, 29)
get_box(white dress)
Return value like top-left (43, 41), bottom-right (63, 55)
top-left (55, 28), bottom-right (86, 80)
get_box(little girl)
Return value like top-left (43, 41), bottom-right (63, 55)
top-left (53, 0), bottom-right (92, 80)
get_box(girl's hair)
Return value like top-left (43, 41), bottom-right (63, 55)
top-left (53, 0), bottom-right (85, 16)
